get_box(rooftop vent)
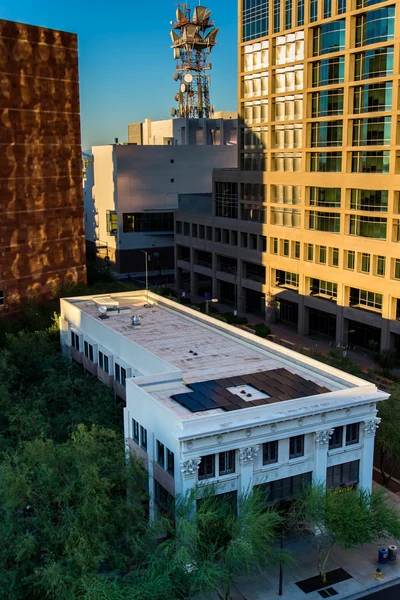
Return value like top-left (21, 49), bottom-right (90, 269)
top-left (131, 314), bottom-right (142, 328)
top-left (98, 306), bottom-right (109, 320)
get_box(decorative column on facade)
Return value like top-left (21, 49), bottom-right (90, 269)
top-left (239, 445), bottom-right (259, 493)
top-left (313, 429), bottom-right (334, 486)
top-left (359, 419), bottom-right (381, 493)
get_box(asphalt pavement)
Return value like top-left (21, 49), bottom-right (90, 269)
top-left (361, 583), bottom-right (400, 598)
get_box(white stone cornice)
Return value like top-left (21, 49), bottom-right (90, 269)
top-left (315, 429), bottom-right (334, 447)
top-left (181, 458), bottom-right (201, 478)
top-left (363, 419), bottom-right (381, 437)
top-left (239, 446), bottom-right (259, 464)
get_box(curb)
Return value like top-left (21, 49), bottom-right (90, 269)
top-left (344, 575), bottom-right (400, 599)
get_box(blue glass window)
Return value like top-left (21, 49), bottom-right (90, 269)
top-left (274, 0), bottom-right (281, 32)
top-left (285, 0), bottom-right (293, 29)
top-left (338, 0), bottom-right (346, 13)
top-left (354, 47), bottom-right (394, 80)
top-left (310, 0), bottom-right (318, 22)
top-left (243, 0), bottom-right (269, 42)
top-left (324, 0), bottom-right (332, 18)
top-left (353, 82), bottom-right (392, 113)
top-left (355, 7), bottom-right (395, 47)
top-left (312, 56), bottom-right (345, 86)
top-left (313, 20), bottom-right (346, 56)
top-left (297, 0), bottom-right (305, 25)
top-left (310, 152), bottom-right (342, 172)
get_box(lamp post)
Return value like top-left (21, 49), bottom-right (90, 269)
top-left (141, 250), bottom-right (149, 301)
top-left (205, 298), bottom-right (218, 315)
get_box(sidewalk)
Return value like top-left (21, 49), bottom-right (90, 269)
top-left (199, 484), bottom-right (400, 600)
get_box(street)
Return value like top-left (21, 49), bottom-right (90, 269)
top-left (361, 583), bottom-right (400, 598)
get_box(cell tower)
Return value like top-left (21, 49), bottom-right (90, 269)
top-left (170, 4), bottom-right (219, 119)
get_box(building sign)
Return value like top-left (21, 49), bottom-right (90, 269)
top-left (331, 483), bottom-right (356, 495)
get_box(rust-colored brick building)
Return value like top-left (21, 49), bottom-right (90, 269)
top-left (0, 19), bottom-right (86, 314)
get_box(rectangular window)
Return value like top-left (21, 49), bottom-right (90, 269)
top-left (310, 0), bottom-right (318, 22)
top-left (273, 238), bottom-right (279, 254)
top-left (309, 211), bottom-right (340, 233)
top-left (324, 0), bottom-right (332, 18)
top-left (289, 435), bottom-right (304, 459)
top-left (329, 427), bottom-right (343, 449)
top-left (98, 351), bottom-right (104, 370)
top-left (355, 7), bottom-right (395, 47)
top-left (350, 287), bottom-right (383, 310)
top-left (243, 0), bottom-right (269, 42)
top-left (71, 331), bottom-right (80, 351)
top-left (395, 259), bottom-right (400, 280)
top-left (140, 426), bottom-right (147, 451)
top-left (311, 121), bottom-right (343, 147)
top-left (350, 189), bottom-right (388, 212)
top-left (84, 341), bottom-right (94, 362)
top-left (115, 363), bottom-right (120, 383)
top-left (132, 419), bottom-right (139, 444)
top-left (352, 117), bottom-right (391, 146)
top-left (231, 230), bottom-right (238, 245)
top-left (157, 440), bottom-right (165, 467)
top-left (167, 449), bottom-right (175, 477)
top-left (106, 210), bottom-right (117, 235)
top-left (361, 253), bottom-right (371, 273)
top-left (192, 223), bottom-right (197, 237)
top-left (354, 47), bottom-right (394, 81)
top-left (294, 241), bottom-right (300, 259)
top-left (121, 367), bottom-right (127, 387)
top-left (350, 215), bottom-right (387, 239)
top-left (263, 441), bottom-right (278, 464)
top-left (312, 57), bottom-right (345, 87)
top-left (351, 151), bottom-right (389, 174)
top-left (310, 152), bottom-right (342, 172)
top-left (215, 182), bottom-right (239, 219)
top-left (215, 228), bottom-right (222, 243)
top-left (297, 0), bottom-right (304, 25)
top-left (206, 226), bottom-right (212, 241)
top-left (241, 232), bottom-right (248, 248)
top-left (319, 246), bottom-right (327, 264)
top-left (353, 82), bottom-right (392, 114)
top-left (0, 290), bottom-right (4, 306)
top-left (219, 450), bottom-right (236, 476)
top-left (313, 20), bottom-right (345, 57)
top-left (276, 270), bottom-right (299, 288)
top-left (122, 212), bottom-right (174, 233)
top-left (338, 0), bottom-right (346, 13)
top-left (285, 0), bottom-right (292, 29)
top-left (283, 239), bottom-right (290, 256)
top-left (346, 423), bottom-right (360, 446)
top-left (175, 220), bottom-right (182, 234)
top-left (347, 250), bottom-right (355, 270)
top-left (198, 454), bottom-right (215, 480)
top-left (312, 89), bottom-right (344, 117)
top-left (332, 248), bottom-right (339, 267)
top-left (241, 204), bottom-right (265, 222)
top-left (377, 256), bottom-right (385, 276)
top-left (307, 244), bottom-right (314, 261)
top-left (310, 278), bottom-right (338, 299)
top-left (326, 460), bottom-right (359, 490)
top-left (274, 0), bottom-right (281, 32)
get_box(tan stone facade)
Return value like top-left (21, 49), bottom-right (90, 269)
top-left (0, 19), bottom-right (86, 314)
top-left (175, 0), bottom-right (400, 353)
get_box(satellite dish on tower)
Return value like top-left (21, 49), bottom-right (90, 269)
top-left (170, 107), bottom-right (177, 117)
top-left (180, 83), bottom-right (187, 93)
top-left (173, 72), bottom-right (180, 81)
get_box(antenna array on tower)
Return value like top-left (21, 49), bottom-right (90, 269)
top-left (170, 4), bottom-right (218, 119)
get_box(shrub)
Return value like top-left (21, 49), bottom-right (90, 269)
top-left (252, 323), bottom-right (271, 338)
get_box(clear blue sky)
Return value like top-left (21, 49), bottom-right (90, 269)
top-left (2, 1), bottom-right (238, 149)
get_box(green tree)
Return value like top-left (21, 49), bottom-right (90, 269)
top-left (0, 425), bottom-right (149, 600)
top-left (154, 486), bottom-right (284, 600)
top-left (376, 384), bottom-right (400, 487)
top-left (289, 484), bottom-right (400, 583)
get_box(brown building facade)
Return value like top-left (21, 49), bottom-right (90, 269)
top-left (0, 19), bottom-right (86, 313)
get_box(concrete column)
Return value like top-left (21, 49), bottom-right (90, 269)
top-left (380, 321), bottom-right (390, 352)
top-left (335, 306), bottom-right (344, 347)
top-left (148, 432), bottom-right (156, 522)
top-left (239, 446), bottom-right (260, 494)
top-left (313, 429), bottom-right (334, 487)
top-left (189, 247), bottom-right (195, 297)
top-left (359, 419), bottom-right (380, 493)
top-left (297, 295), bottom-right (306, 336)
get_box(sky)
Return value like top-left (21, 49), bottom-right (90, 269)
top-left (2, 0), bottom-right (238, 149)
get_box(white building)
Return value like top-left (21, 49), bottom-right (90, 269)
top-left (60, 291), bottom-right (386, 519)
top-left (128, 113), bottom-right (238, 146)
top-left (84, 143), bottom-right (237, 275)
